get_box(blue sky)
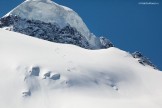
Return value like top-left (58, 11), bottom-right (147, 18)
top-left (0, 0), bottom-right (162, 70)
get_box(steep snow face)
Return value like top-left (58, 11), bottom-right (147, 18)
top-left (6, 0), bottom-right (90, 39)
top-left (0, 29), bottom-right (162, 108)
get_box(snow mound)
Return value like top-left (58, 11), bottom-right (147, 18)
top-left (50, 73), bottom-right (61, 80)
top-left (28, 66), bottom-right (40, 76)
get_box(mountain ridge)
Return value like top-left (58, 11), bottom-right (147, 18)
top-left (0, 0), bottom-right (114, 49)
top-left (0, 0), bottom-right (158, 69)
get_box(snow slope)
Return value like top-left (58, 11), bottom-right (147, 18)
top-left (0, 29), bottom-right (162, 108)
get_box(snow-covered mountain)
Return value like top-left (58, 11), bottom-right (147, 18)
top-left (0, 0), bottom-right (113, 49)
top-left (0, 29), bottom-right (162, 108)
top-left (0, 0), bottom-right (161, 108)
top-left (0, 0), bottom-right (156, 68)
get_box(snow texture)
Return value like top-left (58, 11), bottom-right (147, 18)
top-left (0, 29), bottom-right (162, 108)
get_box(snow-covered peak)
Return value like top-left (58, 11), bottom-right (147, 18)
top-left (5, 0), bottom-right (90, 38)
top-left (1, 0), bottom-right (114, 49)
top-left (26, 0), bottom-right (51, 1)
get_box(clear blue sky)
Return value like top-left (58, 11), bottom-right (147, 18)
top-left (0, 0), bottom-right (162, 70)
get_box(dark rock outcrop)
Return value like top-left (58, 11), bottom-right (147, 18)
top-left (132, 51), bottom-right (158, 70)
top-left (0, 15), bottom-right (114, 49)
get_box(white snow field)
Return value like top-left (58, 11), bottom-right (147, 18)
top-left (0, 29), bottom-right (162, 108)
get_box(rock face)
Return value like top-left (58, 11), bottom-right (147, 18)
top-left (99, 37), bottom-right (114, 48)
top-left (0, 15), bottom-right (90, 48)
top-left (0, 0), bottom-right (114, 49)
top-left (132, 51), bottom-right (158, 70)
